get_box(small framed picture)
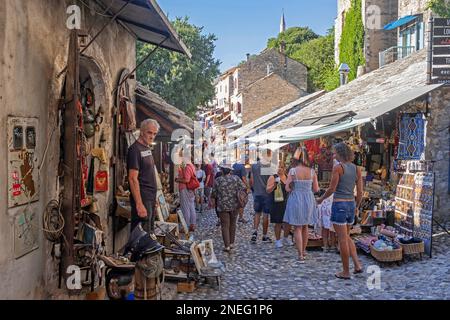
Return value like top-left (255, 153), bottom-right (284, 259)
top-left (177, 209), bottom-right (189, 236)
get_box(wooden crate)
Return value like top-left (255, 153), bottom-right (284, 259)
top-left (177, 281), bottom-right (196, 293)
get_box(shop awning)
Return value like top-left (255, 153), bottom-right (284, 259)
top-left (384, 15), bottom-right (417, 30)
top-left (355, 84), bottom-right (444, 120)
top-left (98, 0), bottom-right (191, 57)
top-left (248, 124), bottom-right (327, 144)
top-left (274, 118), bottom-right (371, 143)
top-left (258, 142), bottom-right (289, 151)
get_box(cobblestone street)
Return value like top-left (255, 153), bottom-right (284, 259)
top-left (176, 200), bottom-right (450, 300)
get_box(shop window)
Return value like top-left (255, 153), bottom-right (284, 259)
top-left (13, 126), bottom-right (23, 150)
top-left (26, 127), bottom-right (36, 149)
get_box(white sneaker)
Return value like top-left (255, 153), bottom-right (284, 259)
top-left (283, 237), bottom-right (294, 246)
top-left (275, 240), bottom-right (283, 248)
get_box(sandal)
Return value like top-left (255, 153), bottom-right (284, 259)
top-left (298, 256), bottom-right (306, 264)
top-left (223, 247), bottom-right (231, 252)
top-left (354, 268), bottom-right (363, 274)
top-left (335, 272), bottom-right (351, 280)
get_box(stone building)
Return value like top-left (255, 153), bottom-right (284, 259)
top-left (208, 47), bottom-right (308, 128)
top-left (0, 0), bottom-right (189, 299)
top-left (239, 72), bottom-right (304, 124)
top-left (335, 0), bottom-right (399, 72)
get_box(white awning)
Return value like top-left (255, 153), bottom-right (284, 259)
top-left (274, 118), bottom-right (371, 143)
top-left (258, 142), bottom-right (289, 151)
top-left (248, 124), bottom-right (327, 143)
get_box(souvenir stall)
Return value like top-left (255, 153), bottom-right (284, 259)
top-left (271, 107), bottom-right (436, 261)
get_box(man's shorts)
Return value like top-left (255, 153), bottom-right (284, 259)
top-left (253, 195), bottom-right (272, 215)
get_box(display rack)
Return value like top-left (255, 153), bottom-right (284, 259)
top-left (394, 165), bottom-right (435, 257)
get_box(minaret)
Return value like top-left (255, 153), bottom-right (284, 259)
top-left (279, 10), bottom-right (287, 75)
top-left (280, 10), bottom-right (286, 34)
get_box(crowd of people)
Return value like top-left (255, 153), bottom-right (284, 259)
top-left (128, 118), bottom-right (364, 280)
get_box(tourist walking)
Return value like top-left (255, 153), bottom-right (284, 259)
top-left (176, 157), bottom-right (198, 240)
top-left (283, 147), bottom-right (319, 262)
top-left (195, 164), bottom-right (206, 212)
top-left (211, 162), bottom-right (247, 252)
top-left (266, 162), bottom-right (293, 248)
top-left (232, 161), bottom-right (249, 223)
top-left (250, 155), bottom-right (273, 243)
top-left (317, 142), bottom-right (363, 279)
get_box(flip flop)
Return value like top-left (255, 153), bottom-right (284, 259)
top-left (353, 268), bottom-right (363, 274)
top-left (335, 273), bottom-right (351, 280)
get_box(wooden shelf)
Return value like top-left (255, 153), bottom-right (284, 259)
top-left (397, 185), bottom-right (413, 190)
top-left (395, 197), bottom-right (413, 204)
top-left (395, 210), bottom-right (408, 217)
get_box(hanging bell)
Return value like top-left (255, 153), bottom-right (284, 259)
top-left (84, 123), bottom-right (95, 138)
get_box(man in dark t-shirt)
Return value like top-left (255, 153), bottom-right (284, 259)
top-left (127, 119), bottom-right (160, 233)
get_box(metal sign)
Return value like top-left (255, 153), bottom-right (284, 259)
top-left (433, 27), bottom-right (450, 36)
top-left (433, 56), bottom-right (450, 65)
top-left (434, 18), bottom-right (450, 27)
top-left (433, 46), bottom-right (450, 55)
top-left (432, 67), bottom-right (450, 77)
top-left (433, 36), bottom-right (450, 46)
top-left (431, 78), bottom-right (450, 85)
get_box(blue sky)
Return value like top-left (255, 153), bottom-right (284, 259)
top-left (158, 0), bottom-right (338, 72)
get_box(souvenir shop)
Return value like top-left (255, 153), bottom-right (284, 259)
top-left (273, 105), bottom-right (436, 262)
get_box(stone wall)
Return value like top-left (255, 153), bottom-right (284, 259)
top-left (398, 0), bottom-right (428, 16)
top-left (427, 88), bottom-right (450, 222)
top-left (238, 48), bottom-right (307, 92)
top-left (363, 0), bottom-right (398, 71)
top-left (335, 0), bottom-right (352, 65)
top-left (335, 0), bottom-right (398, 71)
top-left (241, 73), bottom-right (303, 125)
top-left (0, 0), bottom-right (136, 299)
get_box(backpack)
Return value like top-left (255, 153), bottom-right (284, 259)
top-left (186, 165), bottom-right (200, 190)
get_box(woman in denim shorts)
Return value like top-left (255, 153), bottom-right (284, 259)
top-left (317, 142), bottom-right (363, 279)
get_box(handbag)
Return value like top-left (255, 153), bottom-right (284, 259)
top-left (237, 188), bottom-right (248, 208)
top-left (274, 183), bottom-right (284, 203)
top-left (186, 165), bottom-right (200, 190)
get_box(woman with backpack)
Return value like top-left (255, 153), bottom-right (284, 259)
top-left (176, 159), bottom-right (199, 240)
top-left (211, 162), bottom-right (247, 252)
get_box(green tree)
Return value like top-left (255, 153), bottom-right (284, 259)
top-left (291, 29), bottom-right (336, 91)
top-left (137, 17), bottom-right (221, 117)
top-left (338, 0), bottom-right (365, 82)
top-left (427, 0), bottom-right (450, 17)
top-left (267, 27), bottom-right (319, 56)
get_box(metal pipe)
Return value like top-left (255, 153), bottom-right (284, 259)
top-left (80, 0), bottom-right (131, 55)
top-left (427, 14), bottom-right (434, 85)
top-left (112, 36), bottom-right (169, 95)
top-left (57, 0), bottom-right (131, 78)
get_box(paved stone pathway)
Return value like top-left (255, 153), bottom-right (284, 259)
top-left (176, 199), bottom-right (450, 300)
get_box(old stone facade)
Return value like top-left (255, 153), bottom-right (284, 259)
top-left (0, 0), bottom-right (136, 299)
top-left (238, 48), bottom-right (308, 93)
top-left (241, 73), bottom-right (303, 125)
top-left (335, 0), bottom-right (399, 72)
top-left (209, 48), bottom-right (308, 130)
top-left (363, 0), bottom-right (399, 71)
top-left (398, 0), bottom-right (429, 16)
